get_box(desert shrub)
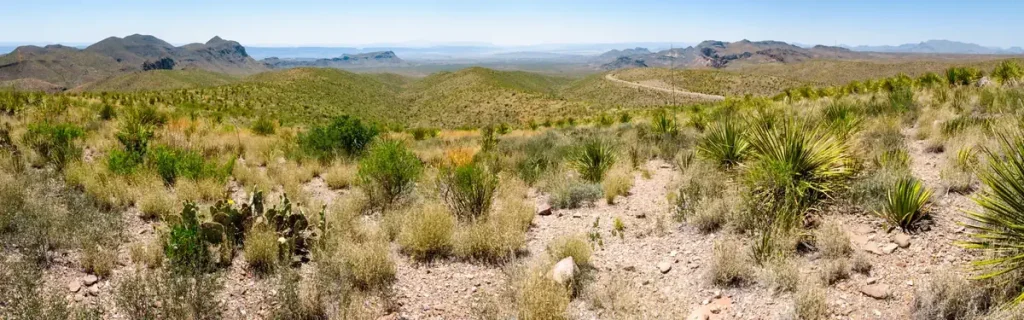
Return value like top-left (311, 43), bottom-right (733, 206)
top-left (114, 270), bottom-right (223, 320)
top-left (946, 67), bottom-right (983, 87)
top-left (992, 60), bottom-right (1024, 85)
top-left (80, 243), bottom-right (116, 278)
top-left (244, 225), bottom-right (279, 274)
top-left (22, 122), bottom-right (83, 170)
top-left (398, 204), bottom-right (454, 261)
top-left (517, 268), bottom-right (570, 320)
top-left (454, 216), bottom-right (526, 262)
top-left (108, 117), bottom-right (154, 175)
top-left (709, 238), bottom-right (751, 287)
top-left (409, 127), bottom-right (439, 140)
top-left (322, 162), bottom-right (356, 189)
top-left (506, 132), bottom-right (567, 185)
top-left (819, 258), bottom-right (850, 285)
top-left (941, 147), bottom-right (979, 193)
top-left (359, 139), bottom-right (423, 208)
top-left (148, 145), bottom-right (231, 185)
top-left (691, 196), bottom-right (731, 233)
top-left (849, 166), bottom-right (911, 213)
top-left (601, 165), bottom-right (633, 204)
top-left (889, 84), bottom-right (916, 117)
top-left (571, 138), bottom-right (616, 182)
top-left (271, 270), bottom-right (327, 320)
top-left (965, 134), bottom-right (1024, 303)
top-left (548, 179), bottom-right (602, 210)
top-left (138, 191), bottom-right (176, 220)
top-left (814, 221), bottom-right (852, 258)
top-left (250, 117), bottom-right (276, 136)
top-left (547, 234), bottom-right (592, 267)
top-left (438, 162), bottom-right (498, 220)
top-left (165, 202), bottom-right (212, 273)
top-left (794, 281), bottom-right (828, 320)
top-left (911, 272), bottom-right (995, 320)
top-left (697, 120), bottom-right (749, 168)
top-left (671, 162), bottom-right (726, 221)
top-left (99, 103), bottom-right (116, 120)
top-left (746, 120), bottom-right (852, 229)
top-left (339, 240), bottom-right (396, 290)
top-left (0, 260), bottom-right (85, 320)
top-left (651, 110), bottom-right (679, 136)
top-left (851, 252), bottom-right (872, 274)
top-left (875, 177), bottom-right (932, 232)
top-left (299, 115), bottom-right (379, 161)
top-left (129, 238), bottom-right (164, 268)
top-left (765, 258), bottom-right (799, 293)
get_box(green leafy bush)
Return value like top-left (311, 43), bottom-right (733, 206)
top-left (358, 139), bottom-right (423, 208)
top-left (571, 138), bottom-right (616, 183)
top-left (107, 117), bottom-right (154, 174)
top-left (148, 146), bottom-right (231, 185)
top-left (165, 202), bottom-right (215, 273)
top-left (250, 117), bottom-right (276, 136)
top-left (22, 122), bottom-right (83, 170)
top-left (299, 115), bottom-right (379, 161)
top-left (876, 177), bottom-right (932, 232)
top-left (438, 162), bottom-right (498, 220)
top-left (992, 60), bottom-right (1023, 85)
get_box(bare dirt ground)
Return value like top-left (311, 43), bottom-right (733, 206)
top-left (604, 73), bottom-right (725, 101)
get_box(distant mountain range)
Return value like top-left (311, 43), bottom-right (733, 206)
top-left (0, 34), bottom-right (265, 89)
top-left (597, 40), bottom-right (860, 70)
top-left (844, 40), bottom-right (1024, 54)
top-left (262, 51), bottom-right (405, 69)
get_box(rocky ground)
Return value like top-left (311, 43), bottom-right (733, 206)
top-left (41, 127), bottom-right (984, 319)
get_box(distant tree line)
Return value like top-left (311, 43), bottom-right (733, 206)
top-left (142, 57), bottom-right (176, 71)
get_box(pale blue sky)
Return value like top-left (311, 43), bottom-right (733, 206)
top-left (2, 0), bottom-right (1022, 47)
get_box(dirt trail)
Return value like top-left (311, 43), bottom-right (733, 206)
top-left (604, 73), bottom-right (725, 101)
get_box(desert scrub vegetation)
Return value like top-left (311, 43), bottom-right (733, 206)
top-left (359, 139), bottom-right (423, 209)
top-left (571, 137), bottom-right (616, 182)
top-left (299, 115), bottom-right (379, 161)
top-left (438, 161), bottom-right (498, 219)
top-left (398, 203), bottom-right (455, 260)
top-left (875, 176), bottom-right (932, 232)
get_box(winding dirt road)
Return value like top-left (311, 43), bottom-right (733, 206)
top-left (605, 72), bottom-right (725, 101)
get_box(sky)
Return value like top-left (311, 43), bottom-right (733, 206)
top-left (2, 0), bottom-right (1023, 48)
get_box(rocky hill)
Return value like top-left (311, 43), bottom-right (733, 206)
top-left (0, 34), bottom-right (265, 89)
top-left (262, 51), bottom-right (405, 69)
top-left (598, 39), bottom-right (865, 70)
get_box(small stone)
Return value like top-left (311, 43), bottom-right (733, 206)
top-left (87, 285), bottom-right (100, 296)
top-left (882, 243), bottom-right (899, 254)
top-left (68, 281), bottom-right (81, 293)
top-left (686, 310), bottom-right (710, 320)
top-left (894, 234), bottom-right (911, 248)
top-left (572, 213), bottom-right (582, 219)
top-left (712, 290), bottom-right (722, 299)
top-left (657, 261), bottom-right (673, 274)
top-left (642, 279), bottom-right (651, 286)
top-left (906, 280), bottom-right (914, 286)
top-left (82, 275), bottom-right (98, 286)
top-left (860, 284), bottom-right (890, 299)
top-left (702, 299), bottom-right (710, 305)
top-left (669, 250), bottom-right (678, 257)
top-left (623, 265), bottom-right (636, 272)
top-left (866, 277), bottom-right (878, 285)
top-left (537, 205), bottom-right (552, 216)
top-left (551, 257), bottom-right (578, 285)
top-left (74, 293), bottom-right (85, 302)
top-left (635, 212), bottom-right (646, 219)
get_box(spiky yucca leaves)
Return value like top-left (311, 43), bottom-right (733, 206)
top-left (571, 138), bottom-right (616, 183)
top-left (651, 110), bottom-right (678, 136)
top-left (822, 101), bottom-right (862, 138)
top-left (875, 177), bottom-right (932, 232)
top-left (698, 120), bottom-right (750, 168)
top-left (746, 120), bottom-right (853, 229)
top-left (963, 134), bottom-right (1024, 303)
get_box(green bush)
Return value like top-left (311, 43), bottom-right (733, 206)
top-left (107, 118), bottom-right (154, 174)
top-left (22, 122), bottom-right (83, 170)
top-left (99, 104), bottom-right (116, 120)
top-left (698, 120), bottom-right (749, 168)
top-left (358, 139), bottom-right (423, 208)
top-left (875, 177), bottom-right (931, 232)
top-left (571, 138), bottom-right (616, 183)
top-left (409, 127), bottom-right (439, 140)
top-left (507, 132), bottom-right (566, 185)
top-left (250, 117), bottom-right (276, 136)
top-left (549, 180), bottom-right (602, 210)
top-left (299, 115), bottom-right (379, 161)
top-left (438, 162), bottom-right (498, 220)
top-left (992, 60), bottom-right (1023, 85)
top-left (148, 146), bottom-right (231, 185)
top-left (946, 67), bottom-right (983, 87)
top-left (165, 202), bottom-right (214, 273)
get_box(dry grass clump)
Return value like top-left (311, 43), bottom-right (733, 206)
top-left (819, 258), bottom-right (850, 285)
top-left (244, 225), bottom-right (280, 274)
top-left (709, 238), bottom-right (752, 287)
top-left (691, 195), bottom-right (733, 234)
top-left (322, 161), bottom-right (357, 189)
top-left (175, 178), bottom-right (224, 203)
top-left (851, 252), bottom-right (873, 275)
top-left (129, 238), bottom-right (164, 268)
top-left (398, 203), bottom-right (455, 260)
top-left (338, 239), bottom-right (396, 290)
top-left (80, 244), bottom-right (116, 278)
top-left (546, 234), bottom-right (593, 267)
top-left (601, 165), bottom-right (633, 204)
top-left (231, 163), bottom-right (272, 191)
top-left (137, 188), bottom-right (177, 220)
top-left (584, 276), bottom-right (641, 319)
top-left (64, 161), bottom-right (139, 208)
top-left (764, 258), bottom-right (800, 293)
top-left (516, 267), bottom-right (570, 320)
top-left (794, 280), bottom-right (828, 320)
top-left (911, 272), bottom-right (995, 320)
top-left (813, 221), bottom-right (852, 258)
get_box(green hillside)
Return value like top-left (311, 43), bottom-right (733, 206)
top-left (611, 68), bottom-right (807, 97)
top-left (73, 69), bottom-right (240, 92)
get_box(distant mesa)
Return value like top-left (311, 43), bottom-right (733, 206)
top-left (262, 51), bottom-right (405, 69)
top-left (0, 34), bottom-right (265, 89)
top-left (601, 56), bottom-right (648, 70)
top-left (597, 39), bottom-right (866, 70)
top-left (845, 39), bottom-right (1024, 54)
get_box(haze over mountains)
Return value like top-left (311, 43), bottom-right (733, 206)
top-left (845, 40), bottom-right (1024, 55)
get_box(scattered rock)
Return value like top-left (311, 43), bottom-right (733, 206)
top-left (82, 275), bottom-right (98, 286)
top-left (73, 293), bottom-right (85, 302)
top-left (537, 205), bottom-right (552, 216)
top-left (893, 234), bottom-right (911, 248)
top-left (669, 250), bottom-right (678, 257)
top-left (860, 284), bottom-right (890, 299)
top-left (635, 212), bottom-right (646, 219)
top-left (87, 285), bottom-right (100, 296)
top-left (657, 261), bottom-right (673, 274)
top-left (623, 265), bottom-right (636, 272)
top-left (68, 281), bottom-right (81, 293)
top-left (571, 213), bottom-right (582, 219)
top-left (882, 243), bottom-right (899, 254)
top-left (550, 257), bottom-right (578, 285)
top-left (686, 311), bottom-right (710, 320)
top-left (866, 277), bottom-right (878, 285)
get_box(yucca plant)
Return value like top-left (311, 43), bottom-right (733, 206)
top-left (873, 148), bottom-right (910, 170)
top-left (572, 138), bottom-right (616, 183)
top-left (651, 110), bottom-right (678, 136)
top-left (962, 134), bottom-right (1024, 303)
top-left (697, 120), bottom-right (750, 168)
top-left (746, 120), bottom-right (852, 229)
top-left (875, 177), bottom-right (932, 232)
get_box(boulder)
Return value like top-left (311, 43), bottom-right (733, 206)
top-left (537, 205), bottom-right (552, 216)
top-left (860, 284), bottom-right (890, 299)
top-left (68, 281), bottom-right (81, 293)
top-left (551, 257), bottom-right (577, 285)
top-left (82, 275), bottom-right (98, 286)
top-left (657, 261), bottom-right (673, 274)
top-left (893, 234), bottom-right (911, 248)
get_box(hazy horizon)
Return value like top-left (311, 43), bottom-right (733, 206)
top-left (4, 0), bottom-right (1024, 48)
